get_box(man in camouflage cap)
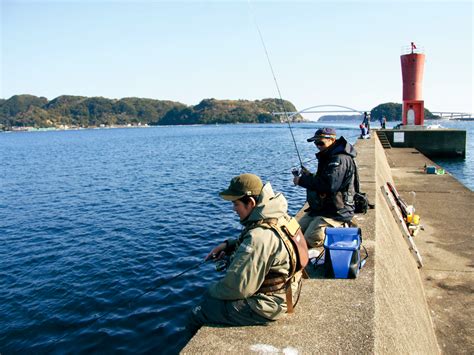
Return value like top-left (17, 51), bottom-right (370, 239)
top-left (293, 127), bottom-right (357, 249)
top-left (189, 173), bottom-right (304, 329)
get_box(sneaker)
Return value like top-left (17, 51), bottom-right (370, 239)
top-left (308, 248), bottom-right (321, 259)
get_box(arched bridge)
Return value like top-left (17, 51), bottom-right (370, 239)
top-left (272, 104), bottom-right (369, 121)
top-left (430, 111), bottom-right (473, 120)
top-left (273, 105), bottom-right (473, 121)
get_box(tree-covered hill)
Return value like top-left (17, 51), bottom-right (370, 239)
top-left (0, 95), bottom-right (299, 129)
top-left (370, 102), bottom-right (440, 121)
top-left (159, 98), bottom-right (297, 125)
top-left (1, 95), bottom-right (441, 129)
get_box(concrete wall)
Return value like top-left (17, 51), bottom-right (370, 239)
top-left (382, 129), bottom-right (466, 158)
top-left (374, 138), bottom-right (439, 353)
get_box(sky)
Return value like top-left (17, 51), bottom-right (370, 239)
top-left (1, 0), bottom-right (473, 118)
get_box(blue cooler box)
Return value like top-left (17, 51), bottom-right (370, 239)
top-left (426, 166), bottom-right (436, 174)
top-left (324, 227), bottom-right (361, 279)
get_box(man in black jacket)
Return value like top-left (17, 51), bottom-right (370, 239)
top-left (293, 127), bottom-right (357, 248)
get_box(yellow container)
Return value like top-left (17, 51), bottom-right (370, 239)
top-left (413, 214), bottom-right (420, 224)
top-left (406, 214), bottom-right (420, 225)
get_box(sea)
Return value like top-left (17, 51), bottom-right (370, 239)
top-left (0, 119), bottom-right (472, 353)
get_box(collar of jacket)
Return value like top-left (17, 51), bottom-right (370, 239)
top-left (240, 183), bottom-right (288, 227)
top-left (316, 136), bottom-right (354, 160)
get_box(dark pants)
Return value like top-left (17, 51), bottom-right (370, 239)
top-left (188, 293), bottom-right (272, 332)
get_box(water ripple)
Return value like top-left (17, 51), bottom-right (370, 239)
top-left (1, 122), bottom-right (470, 353)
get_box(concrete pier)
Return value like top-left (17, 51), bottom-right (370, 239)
top-left (384, 147), bottom-right (473, 353)
top-left (182, 136), bottom-right (472, 354)
top-left (380, 128), bottom-right (466, 158)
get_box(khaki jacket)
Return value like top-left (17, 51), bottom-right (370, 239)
top-left (208, 183), bottom-right (301, 320)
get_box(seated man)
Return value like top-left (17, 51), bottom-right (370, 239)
top-left (293, 128), bottom-right (357, 249)
top-left (189, 173), bottom-right (304, 330)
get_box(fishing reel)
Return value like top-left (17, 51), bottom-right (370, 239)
top-left (211, 253), bottom-right (230, 272)
top-left (215, 259), bottom-right (229, 272)
top-left (292, 166), bottom-right (310, 177)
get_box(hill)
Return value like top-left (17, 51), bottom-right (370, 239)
top-left (1, 96), bottom-right (441, 130)
top-left (370, 102), bottom-right (440, 121)
top-left (0, 95), bottom-right (300, 129)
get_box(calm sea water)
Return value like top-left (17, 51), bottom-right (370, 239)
top-left (0, 120), bottom-right (471, 353)
top-left (424, 119), bottom-right (474, 189)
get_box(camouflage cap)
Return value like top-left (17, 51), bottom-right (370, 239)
top-left (307, 127), bottom-right (337, 142)
top-left (219, 173), bottom-right (263, 201)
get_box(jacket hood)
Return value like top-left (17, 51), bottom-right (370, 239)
top-left (243, 182), bottom-right (288, 224)
top-left (317, 136), bottom-right (357, 159)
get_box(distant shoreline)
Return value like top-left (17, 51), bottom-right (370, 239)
top-left (4, 117), bottom-right (467, 134)
top-left (1, 121), bottom-right (306, 133)
top-left (1, 123), bottom-right (152, 133)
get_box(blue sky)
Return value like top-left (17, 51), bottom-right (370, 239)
top-left (1, 0), bottom-right (472, 116)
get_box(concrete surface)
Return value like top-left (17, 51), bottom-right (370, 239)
top-left (181, 136), bottom-right (473, 354)
top-left (384, 147), bottom-right (473, 354)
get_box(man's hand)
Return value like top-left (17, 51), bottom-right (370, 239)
top-left (300, 166), bottom-right (311, 175)
top-left (293, 165), bottom-right (310, 185)
top-left (205, 242), bottom-right (227, 261)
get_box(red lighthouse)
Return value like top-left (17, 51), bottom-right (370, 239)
top-left (400, 42), bottom-right (425, 125)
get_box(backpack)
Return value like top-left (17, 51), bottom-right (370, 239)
top-left (258, 217), bottom-right (309, 273)
top-left (254, 217), bottom-right (309, 313)
top-left (354, 192), bottom-right (370, 214)
top-left (353, 160), bottom-right (375, 214)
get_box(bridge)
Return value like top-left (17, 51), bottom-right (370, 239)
top-left (430, 112), bottom-right (473, 120)
top-left (273, 105), bottom-right (473, 121)
top-left (272, 104), bottom-right (368, 121)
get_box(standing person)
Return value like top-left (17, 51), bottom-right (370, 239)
top-left (362, 112), bottom-right (369, 126)
top-left (293, 128), bottom-right (357, 249)
top-left (189, 173), bottom-right (306, 330)
top-left (381, 116), bottom-right (387, 129)
top-left (362, 112), bottom-right (371, 135)
top-left (360, 112), bottom-right (371, 137)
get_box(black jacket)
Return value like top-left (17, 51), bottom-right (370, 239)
top-left (298, 137), bottom-right (357, 222)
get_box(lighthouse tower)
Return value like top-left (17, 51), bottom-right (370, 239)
top-left (400, 42), bottom-right (425, 125)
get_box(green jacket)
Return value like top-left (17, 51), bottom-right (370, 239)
top-left (208, 183), bottom-right (302, 320)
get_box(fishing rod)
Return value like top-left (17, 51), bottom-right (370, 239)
top-left (44, 258), bottom-right (210, 348)
top-left (270, 132), bottom-right (362, 177)
top-left (273, 157), bottom-right (317, 175)
top-left (248, 1), bottom-right (304, 169)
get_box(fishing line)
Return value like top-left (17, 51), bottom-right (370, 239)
top-left (44, 258), bottom-right (210, 348)
top-left (269, 133), bottom-right (361, 176)
top-left (273, 157), bottom-right (317, 176)
top-left (247, 0), bottom-right (304, 168)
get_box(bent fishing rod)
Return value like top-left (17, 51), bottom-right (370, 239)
top-left (248, 1), bottom-right (304, 169)
top-left (44, 257), bottom-right (210, 348)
